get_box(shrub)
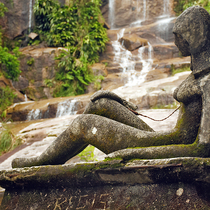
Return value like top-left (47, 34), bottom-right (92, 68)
top-left (0, 45), bottom-right (21, 81)
top-left (174, 0), bottom-right (210, 15)
top-left (0, 86), bottom-right (17, 118)
top-left (34, 0), bottom-right (109, 96)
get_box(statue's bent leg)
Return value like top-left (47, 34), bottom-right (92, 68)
top-left (12, 112), bottom-right (175, 168)
top-left (84, 98), bottom-right (154, 131)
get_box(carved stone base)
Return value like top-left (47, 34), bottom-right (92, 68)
top-left (1, 157), bottom-right (210, 209)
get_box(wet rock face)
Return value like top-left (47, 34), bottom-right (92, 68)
top-left (14, 47), bottom-right (57, 100)
top-left (119, 34), bottom-right (148, 51)
top-left (0, 0), bottom-right (34, 39)
top-left (0, 0), bottom-right (66, 39)
top-left (101, 0), bottom-right (175, 28)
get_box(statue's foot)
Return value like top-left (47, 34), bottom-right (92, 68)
top-left (12, 157), bottom-right (39, 168)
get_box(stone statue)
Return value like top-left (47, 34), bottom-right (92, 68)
top-left (12, 6), bottom-right (210, 168)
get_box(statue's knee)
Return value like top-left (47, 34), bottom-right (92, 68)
top-left (84, 98), bottom-right (111, 114)
top-left (69, 114), bottom-right (94, 137)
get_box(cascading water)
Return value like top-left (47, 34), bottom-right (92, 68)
top-left (26, 99), bottom-right (78, 121)
top-left (27, 109), bottom-right (41, 121)
top-left (112, 29), bottom-right (136, 74)
top-left (112, 27), bottom-right (153, 86)
top-left (56, 99), bottom-right (78, 118)
top-left (126, 43), bottom-right (153, 86)
top-left (110, 0), bottom-right (174, 87)
top-left (24, 94), bottom-right (28, 102)
top-left (108, 0), bottom-right (115, 29)
top-left (156, 0), bottom-right (175, 42)
top-left (29, 0), bottom-right (33, 33)
top-left (130, 0), bottom-right (147, 27)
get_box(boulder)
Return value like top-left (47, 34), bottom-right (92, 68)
top-left (119, 34), bottom-right (148, 51)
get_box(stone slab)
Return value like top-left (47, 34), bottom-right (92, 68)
top-left (1, 157), bottom-right (210, 209)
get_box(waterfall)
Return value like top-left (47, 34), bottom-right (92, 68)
top-left (26, 99), bottom-right (78, 121)
top-left (24, 94), bottom-right (28, 102)
top-left (27, 109), bottom-right (41, 121)
top-left (155, 0), bottom-right (175, 42)
top-left (112, 29), bottom-right (136, 74)
top-left (130, 0), bottom-right (147, 27)
top-left (112, 28), bottom-right (153, 86)
top-left (29, 0), bottom-right (33, 32)
top-left (163, 0), bottom-right (170, 17)
top-left (109, 0), bottom-right (115, 29)
top-left (126, 43), bottom-right (153, 86)
top-left (56, 99), bottom-right (78, 118)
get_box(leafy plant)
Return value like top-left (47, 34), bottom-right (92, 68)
top-left (0, 4), bottom-right (21, 81)
top-left (27, 57), bottom-right (35, 66)
top-left (0, 45), bottom-right (21, 81)
top-left (53, 48), bottom-right (94, 97)
top-left (34, 0), bottom-right (60, 31)
top-left (0, 2), bottom-right (8, 18)
top-left (174, 0), bottom-right (210, 15)
top-left (33, 0), bottom-right (108, 96)
top-left (0, 123), bottom-right (22, 155)
top-left (0, 86), bottom-right (17, 119)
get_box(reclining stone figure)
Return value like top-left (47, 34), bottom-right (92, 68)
top-left (12, 6), bottom-right (210, 168)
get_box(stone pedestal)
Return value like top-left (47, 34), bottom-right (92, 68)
top-left (1, 157), bottom-right (210, 209)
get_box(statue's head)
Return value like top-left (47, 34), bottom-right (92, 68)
top-left (173, 6), bottom-right (210, 75)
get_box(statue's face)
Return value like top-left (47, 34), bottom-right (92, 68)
top-left (174, 33), bottom-right (191, 57)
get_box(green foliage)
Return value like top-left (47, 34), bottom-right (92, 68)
top-left (0, 45), bottom-right (21, 81)
top-left (34, 0), bottom-right (60, 31)
top-left (171, 64), bottom-right (191, 76)
top-left (78, 145), bottom-right (97, 162)
top-left (0, 86), bottom-right (16, 119)
top-left (53, 48), bottom-right (94, 97)
top-left (47, 5), bottom-right (78, 47)
top-left (93, 75), bottom-right (104, 90)
top-left (0, 4), bottom-right (21, 81)
top-left (174, 0), bottom-right (210, 15)
top-left (34, 0), bottom-right (108, 96)
top-left (0, 3), bottom-right (8, 18)
top-left (0, 123), bottom-right (22, 155)
top-left (0, 129), bottom-right (12, 154)
top-left (27, 57), bottom-right (35, 66)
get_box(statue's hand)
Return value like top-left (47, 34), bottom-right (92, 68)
top-left (90, 90), bottom-right (138, 111)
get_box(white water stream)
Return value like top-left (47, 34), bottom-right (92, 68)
top-left (29, 0), bottom-right (33, 32)
top-left (56, 99), bottom-right (78, 118)
top-left (110, 0), bottom-right (174, 87)
top-left (26, 99), bottom-right (78, 121)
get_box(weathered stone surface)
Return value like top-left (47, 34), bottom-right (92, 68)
top-left (101, 0), bottom-right (175, 28)
top-left (1, 158), bottom-right (210, 209)
top-left (6, 72), bottom-right (190, 121)
top-left (119, 34), bottom-right (148, 51)
top-left (0, 0), bottom-right (66, 39)
top-left (6, 94), bottom-right (90, 121)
